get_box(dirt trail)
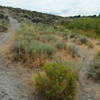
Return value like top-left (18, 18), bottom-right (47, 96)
top-left (0, 9), bottom-right (34, 100)
top-left (67, 41), bottom-right (100, 100)
top-left (78, 49), bottom-right (96, 100)
top-left (0, 9), bottom-right (20, 56)
top-left (78, 48), bottom-right (100, 100)
top-left (0, 9), bottom-right (19, 44)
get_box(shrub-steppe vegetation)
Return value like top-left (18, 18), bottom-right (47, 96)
top-left (12, 22), bottom-right (79, 100)
top-left (8, 6), bottom-right (67, 27)
top-left (67, 17), bottom-right (100, 39)
top-left (12, 23), bottom-right (80, 68)
top-left (0, 6), bottom-right (100, 100)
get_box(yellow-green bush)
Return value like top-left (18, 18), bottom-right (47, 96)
top-left (34, 62), bottom-right (77, 100)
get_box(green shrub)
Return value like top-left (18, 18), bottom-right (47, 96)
top-left (34, 62), bottom-right (77, 100)
top-left (88, 51), bottom-right (100, 80)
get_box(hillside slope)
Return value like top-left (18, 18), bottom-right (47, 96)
top-left (0, 6), bottom-right (100, 100)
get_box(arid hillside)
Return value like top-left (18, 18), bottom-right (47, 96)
top-left (0, 6), bottom-right (100, 100)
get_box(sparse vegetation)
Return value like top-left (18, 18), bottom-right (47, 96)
top-left (12, 23), bottom-right (78, 67)
top-left (33, 62), bottom-right (77, 100)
